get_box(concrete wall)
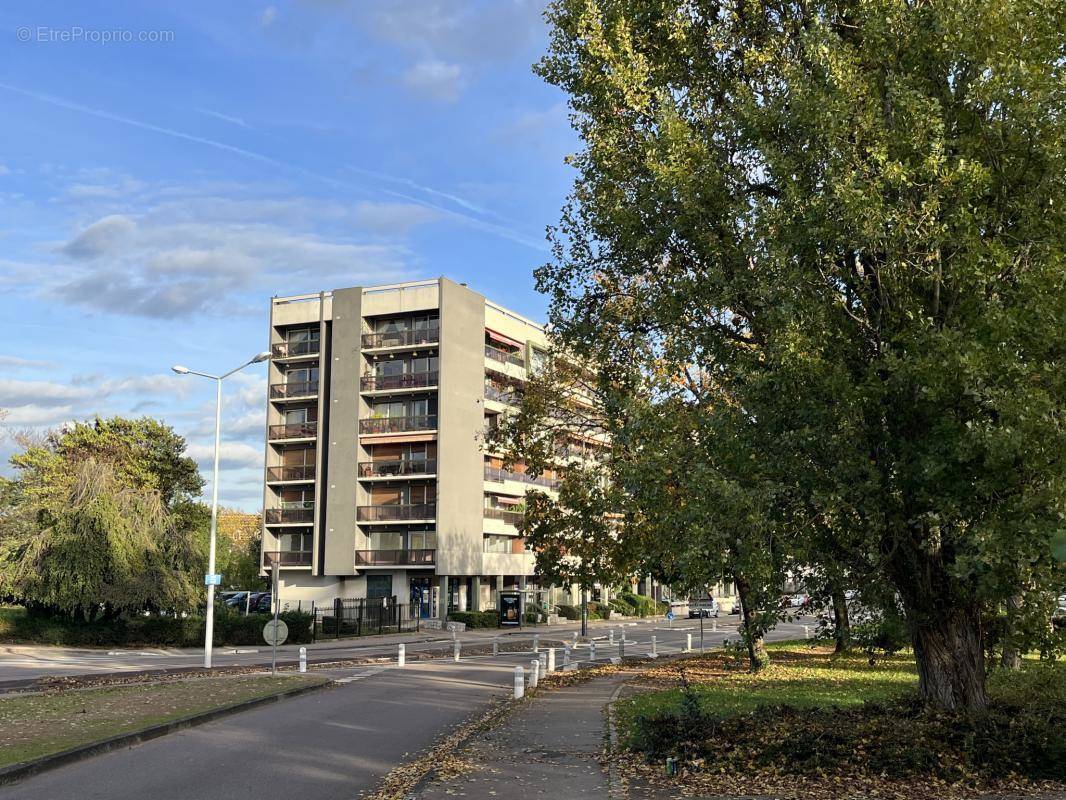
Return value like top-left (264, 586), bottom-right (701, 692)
top-left (435, 279), bottom-right (486, 576)
top-left (322, 287), bottom-right (362, 576)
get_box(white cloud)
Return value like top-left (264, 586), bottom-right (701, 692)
top-left (0, 355), bottom-right (53, 370)
top-left (187, 441), bottom-right (264, 471)
top-left (353, 201), bottom-right (444, 234)
top-left (60, 214), bottom-right (136, 259)
top-left (260, 5), bottom-right (278, 28)
top-left (402, 60), bottom-right (463, 103)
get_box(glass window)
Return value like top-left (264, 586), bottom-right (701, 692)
top-left (366, 575), bottom-right (393, 599)
top-left (369, 530), bottom-right (403, 550)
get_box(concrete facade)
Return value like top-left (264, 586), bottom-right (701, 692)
top-left (261, 278), bottom-right (553, 615)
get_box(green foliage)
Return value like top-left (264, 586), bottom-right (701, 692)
top-left (448, 611), bottom-right (499, 629)
top-left (534, 0), bottom-right (1066, 707)
top-left (0, 417), bottom-right (207, 619)
top-left (555, 603), bottom-right (581, 620)
top-left (0, 605), bottom-right (313, 647)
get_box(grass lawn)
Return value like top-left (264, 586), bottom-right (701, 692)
top-left (617, 641), bottom-right (917, 731)
top-left (0, 674), bottom-right (328, 767)
top-left (614, 642), bottom-right (1065, 798)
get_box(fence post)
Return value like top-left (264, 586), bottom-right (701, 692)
top-left (334, 598), bottom-right (343, 640)
top-left (514, 665), bottom-right (525, 699)
top-left (299, 646), bottom-right (307, 673)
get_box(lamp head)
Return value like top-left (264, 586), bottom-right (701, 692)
top-left (252, 351), bottom-right (271, 363)
top-left (171, 365), bottom-right (190, 375)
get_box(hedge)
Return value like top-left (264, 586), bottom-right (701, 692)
top-left (447, 611), bottom-right (499, 629)
top-left (0, 606), bottom-right (313, 647)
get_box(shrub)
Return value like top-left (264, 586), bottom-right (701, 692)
top-left (555, 604), bottom-right (581, 620)
top-left (852, 607), bottom-right (910, 657)
top-left (448, 611), bottom-right (498, 629)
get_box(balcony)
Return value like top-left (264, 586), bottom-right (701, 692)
top-left (360, 371), bottom-right (438, 392)
top-left (362, 328), bottom-right (439, 349)
top-left (266, 464), bottom-right (316, 482)
top-left (270, 380), bottom-right (318, 400)
top-left (357, 503), bottom-right (436, 522)
top-left (360, 415), bottom-right (437, 435)
top-left (359, 459), bottom-right (436, 478)
top-left (484, 507), bottom-right (524, 526)
top-left (354, 549), bottom-right (436, 566)
top-left (271, 340), bottom-right (319, 359)
top-left (485, 383), bottom-right (520, 405)
top-left (264, 550), bottom-right (313, 567)
top-left (265, 505), bottom-right (315, 524)
top-left (268, 421), bottom-right (317, 440)
top-left (484, 466), bottom-right (559, 490)
top-left (485, 345), bottom-right (525, 368)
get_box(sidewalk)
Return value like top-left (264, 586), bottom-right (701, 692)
top-left (415, 671), bottom-right (632, 799)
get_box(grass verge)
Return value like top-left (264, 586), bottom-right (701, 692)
top-left (614, 643), bottom-right (1065, 799)
top-left (0, 674), bottom-right (327, 767)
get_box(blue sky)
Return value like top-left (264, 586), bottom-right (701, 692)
top-left (0, 0), bottom-right (576, 510)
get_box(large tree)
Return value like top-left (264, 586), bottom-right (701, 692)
top-left (0, 417), bottom-right (205, 618)
top-left (535, 0), bottom-right (1066, 709)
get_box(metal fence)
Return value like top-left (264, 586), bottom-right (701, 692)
top-left (313, 596), bottom-right (421, 639)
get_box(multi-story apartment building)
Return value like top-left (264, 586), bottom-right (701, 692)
top-left (260, 278), bottom-right (564, 618)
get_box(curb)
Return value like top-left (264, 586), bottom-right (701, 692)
top-left (0, 676), bottom-right (336, 786)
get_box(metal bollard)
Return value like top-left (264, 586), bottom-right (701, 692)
top-left (563, 645), bottom-right (571, 668)
top-left (547, 647), bottom-right (556, 673)
top-left (686, 633), bottom-right (692, 652)
top-left (514, 665), bottom-right (525, 699)
top-left (398, 643), bottom-right (405, 667)
top-left (651, 636), bottom-right (657, 657)
top-left (619, 639), bottom-right (625, 660)
top-left (299, 646), bottom-right (307, 673)
top-left (609, 629), bottom-right (615, 645)
top-left (530, 659), bottom-right (540, 689)
top-left (492, 637), bottom-right (499, 656)
top-left (454, 640), bottom-right (461, 662)
top-left (590, 641), bottom-right (597, 661)
top-left (533, 634), bottom-right (540, 653)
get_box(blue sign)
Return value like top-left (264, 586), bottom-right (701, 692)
top-left (204, 574), bottom-right (222, 586)
top-left (666, 610), bottom-right (675, 621)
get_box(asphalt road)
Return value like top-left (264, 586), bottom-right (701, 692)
top-left (0, 617), bottom-right (820, 800)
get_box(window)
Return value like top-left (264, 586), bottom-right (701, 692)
top-left (366, 575), bottom-right (393, 600)
top-left (287, 328), bottom-right (319, 344)
top-left (484, 535), bottom-right (512, 553)
top-left (278, 531), bottom-right (311, 552)
top-left (281, 447), bottom-right (314, 466)
top-left (284, 406), bottom-right (316, 424)
top-left (286, 366), bottom-right (318, 384)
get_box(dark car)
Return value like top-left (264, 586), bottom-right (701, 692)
top-left (250, 592), bottom-right (274, 614)
top-left (223, 591), bottom-right (250, 609)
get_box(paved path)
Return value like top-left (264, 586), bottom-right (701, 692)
top-left (416, 671), bottom-right (631, 799)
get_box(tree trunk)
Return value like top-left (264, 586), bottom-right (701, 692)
top-left (831, 586), bottom-right (851, 653)
top-left (734, 572), bottom-right (769, 672)
top-left (909, 603), bottom-right (988, 710)
top-left (1000, 594), bottom-right (1023, 671)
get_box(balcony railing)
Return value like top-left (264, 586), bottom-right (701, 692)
top-left (484, 507), bottom-right (525, 526)
top-left (360, 371), bottom-right (438, 392)
top-left (357, 503), bottom-right (436, 522)
top-left (360, 415), bottom-right (437, 435)
top-left (268, 421), bottom-right (318, 440)
top-left (362, 328), bottom-right (439, 349)
top-left (266, 464), bottom-right (316, 482)
top-left (484, 466), bottom-right (559, 490)
top-left (354, 549), bottom-right (436, 566)
top-left (266, 506), bottom-right (315, 524)
top-left (485, 384), bottom-right (520, 405)
top-left (485, 345), bottom-right (525, 368)
top-left (271, 340), bottom-right (319, 358)
top-left (359, 459), bottom-right (437, 478)
top-left (270, 380), bottom-right (318, 399)
top-left (264, 550), bottom-right (313, 567)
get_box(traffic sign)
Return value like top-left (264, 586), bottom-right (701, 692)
top-left (666, 610), bottom-right (675, 621)
top-left (204, 574), bottom-right (221, 586)
top-left (263, 619), bottom-right (288, 646)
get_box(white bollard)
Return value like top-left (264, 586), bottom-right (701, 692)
top-left (804, 625), bottom-right (810, 639)
top-left (573, 632), bottom-right (579, 647)
top-left (686, 633), bottom-right (692, 652)
top-left (651, 636), bottom-right (657, 657)
top-left (454, 640), bottom-right (461, 662)
top-left (618, 639), bottom-right (625, 660)
top-left (547, 647), bottom-right (556, 673)
top-left (533, 634), bottom-right (540, 653)
top-left (530, 659), bottom-right (540, 688)
top-left (609, 629), bottom-right (615, 645)
top-left (398, 643), bottom-right (406, 666)
top-left (590, 641), bottom-right (597, 661)
top-left (563, 645), bottom-right (571, 668)
top-left (514, 665), bottom-right (525, 699)
top-left (539, 651), bottom-right (547, 673)
top-left (492, 637), bottom-right (499, 656)
top-left (713, 620), bottom-right (718, 632)
top-left (299, 646), bottom-right (307, 673)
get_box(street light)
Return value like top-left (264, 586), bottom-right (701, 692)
top-left (172, 351), bottom-right (270, 668)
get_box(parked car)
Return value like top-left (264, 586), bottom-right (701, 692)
top-left (687, 599), bottom-right (719, 618)
top-left (787, 593), bottom-right (809, 609)
top-left (223, 591), bottom-right (250, 609)
top-left (250, 592), bottom-right (274, 614)
top-left (729, 598), bottom-right (743, 614)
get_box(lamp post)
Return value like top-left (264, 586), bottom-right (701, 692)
top-left (172, 352), bottom-right (270, 669)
